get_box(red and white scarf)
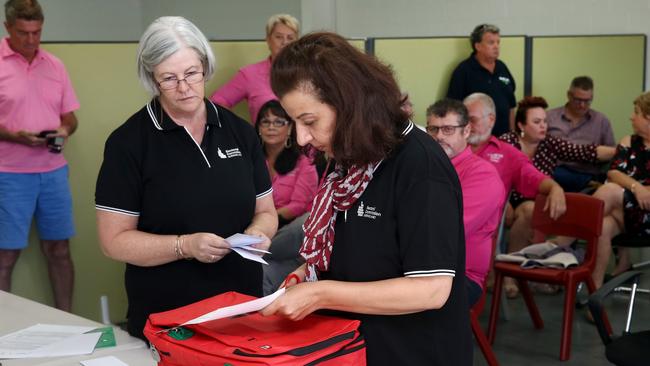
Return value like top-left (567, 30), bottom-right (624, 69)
top-left (300, 162), bottom-right (379, 281)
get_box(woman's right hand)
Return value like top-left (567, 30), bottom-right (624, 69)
top-left (634, 185), bottom-right (650, 211)
top-left (183, 233), bottom-right (231, 263)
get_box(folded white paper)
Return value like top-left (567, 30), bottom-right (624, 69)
top-left (180, 288), bottom-right (285, 326)
top-left (226, 233), bottom-right (270, 263)
top-left (232, 247), bottom-right (269, 264)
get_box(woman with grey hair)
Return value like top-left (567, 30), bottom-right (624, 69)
top-left (210, 13), bottom-right (300, 123)
top-left (95, 16), bottom-right (277, 340)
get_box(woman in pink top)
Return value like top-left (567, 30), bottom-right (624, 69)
top-left (256, 100), bottom-right (318, 225)
top-left (210, 14), bottom-right (300, 123)
top-left (256, 100), bottom-right (319, 294)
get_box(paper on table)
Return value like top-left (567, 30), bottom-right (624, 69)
top-left (0, 324), bottom-right (97, 359)
top-left (180, 287), bottom-right (285, 326)
top-left (81, 355), bottom-right (129, 366)
top-left (31, 332), bottom-right (101, 358)
top-left (232, 247), bottom-right (269, 264)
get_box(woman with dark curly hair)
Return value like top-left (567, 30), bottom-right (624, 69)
top-left (260, 32), bottom-right (471, 365)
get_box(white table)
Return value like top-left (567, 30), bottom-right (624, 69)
top-left (0, 290), bottom-right (156, 366)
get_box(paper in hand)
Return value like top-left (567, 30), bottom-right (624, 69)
top-left (181, 288), bottom-right (285, 326)
top-left (226, 233), bottom-right (270, 264)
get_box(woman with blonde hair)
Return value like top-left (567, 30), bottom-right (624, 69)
top-left (210, 14), bottom-right (299, 123)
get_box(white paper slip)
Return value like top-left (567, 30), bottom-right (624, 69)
top-left (181, 287), bottom-right (285, 326)
top-left (226, 233), bottom-right (264, 248)
top-left (81, 355), bottom-right (129, 366)
top-left (0, 324), bottom-right (97, 359)
top-left (232, 247), bottom-right (269, 264)
top-left (238, 246), bottom-right (271, 254)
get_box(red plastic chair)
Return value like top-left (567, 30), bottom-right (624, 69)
top-left (470, 236), bottom-right (499, 366)
top-left (487, 193), bottom-right (612, 361)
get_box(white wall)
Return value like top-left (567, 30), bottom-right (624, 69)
top-left (140, 0), bottom-right (301, 40)
top-left (332, 0), bottom-right (650, 88)
top-left (0, 0), bottom-right (144, 41)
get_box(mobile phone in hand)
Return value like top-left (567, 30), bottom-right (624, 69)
top-left (37, 130), bottom-right (57, 138)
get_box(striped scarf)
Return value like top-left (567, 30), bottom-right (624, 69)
top-left (300, 162), bottom-right (378, 281)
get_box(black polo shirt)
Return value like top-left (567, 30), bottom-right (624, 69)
top-left (95, 98), bottom-right (272, 340)
top-left (321, 122), bottom-right (472, 365)
top-left (447, 54), bottom-right (516, 137)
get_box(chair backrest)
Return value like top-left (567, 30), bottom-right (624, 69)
top-left (532, 193), bottom-right (604, 268)
top-left (472, 196), bottom-right (509, 315)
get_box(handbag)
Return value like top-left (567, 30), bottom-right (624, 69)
top-left (144, 291), bottom-right (366, 365)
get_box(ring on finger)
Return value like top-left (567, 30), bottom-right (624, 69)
top-left (210, 254), bottom-right (216, 262)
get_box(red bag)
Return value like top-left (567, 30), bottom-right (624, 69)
top-left (144, 291), bottom-right (366, 365)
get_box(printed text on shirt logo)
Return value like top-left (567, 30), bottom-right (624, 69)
top-left (356, 201), bottom-right (382, 219)
top-left (217, 147), bottom-right (242, 159)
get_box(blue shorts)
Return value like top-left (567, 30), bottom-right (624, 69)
top-left (0, 166), bottom-right (75, 249)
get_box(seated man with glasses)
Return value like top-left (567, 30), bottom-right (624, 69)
top-left (426, 98), bottom-right (505, 307)
top-left (546, 76), bottom-right (616, 192)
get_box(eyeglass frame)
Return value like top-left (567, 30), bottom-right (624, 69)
top-left (425, 124), bottom-right (468, 136)
top-left (156, 71), bottom-right (205, 90)
top-left (569, 93), bottom-right (593, 105)
top-left (259, 118), bottom-right (291, 128)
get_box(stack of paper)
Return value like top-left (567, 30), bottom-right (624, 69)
top-left (0, 324), bottom-right (101, 359)
top-left (226, 233), bottom-right (270, 264)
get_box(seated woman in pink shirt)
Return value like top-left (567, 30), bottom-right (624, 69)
top-left (255, 100), bottom-right (319, 294)
top-left (210, 14), bottom-right (299, 123)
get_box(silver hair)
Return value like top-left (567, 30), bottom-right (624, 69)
top-left (463, 93), bottom-right (496, 116)
top-left (137, 16), bottom-right (215, 96)
top-left (470, 24), bottom-right (500, 52)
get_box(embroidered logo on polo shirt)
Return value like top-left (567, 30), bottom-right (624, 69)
top-left (217, 147), bottom-right (242, 159)
top-left (487, 153), bottom-right (504, 163)
top-left (356, 201), bottom-right (382, 219)
top-left (498, 76), bottom-right (511, 85)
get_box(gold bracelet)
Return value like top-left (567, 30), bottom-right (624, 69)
top-left (631, 183), bottom-right (637, 193)
top-left (174, 235), bottom-right (183, 259)
top-left (178, 235), bottom-right (189, 259)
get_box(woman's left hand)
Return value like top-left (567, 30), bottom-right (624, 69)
top-left (635, 185), bottom-right (650, 211)
top-left (244, 227), bottom-right (272, 253)
top-left (260, 282), bottom-right (321, 321)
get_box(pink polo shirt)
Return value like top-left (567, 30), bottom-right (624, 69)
top-left (0, 38), bottom-right (80, 173)
top-left (270, 154), bottom-right (318, 217)
top-left (473, 136), bottom-right (546, 199)
top-left (452, 147), bottom-right (505, 288)
top-left (210, 57), bottom-right (275, 123)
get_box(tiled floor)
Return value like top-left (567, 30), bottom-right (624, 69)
top-left (473, 277), bottom-right (650, 365)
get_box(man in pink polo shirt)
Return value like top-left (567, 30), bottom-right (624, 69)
top-left (425, 98), bottom-right (505, 307)
top-left (0, 0), bottom-right (79, 311)
top-left (464, 93), bottom-right (566, 297)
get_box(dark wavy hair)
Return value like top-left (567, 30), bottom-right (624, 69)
top-left (514, 96), bottom-right (548, 134)
top-left (255, 100), bottom-right (302, 175)
top-left (270, 32), bottom-right (408, 168)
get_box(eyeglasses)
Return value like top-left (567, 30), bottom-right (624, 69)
top-left (157, 71), bottom-right (204, 90)
top-left (426, 124), bottom-right (467, 136)
top-left (259, 118), bottom-right (290, 128)
top-left (570, 95), bottom-right (593, 105)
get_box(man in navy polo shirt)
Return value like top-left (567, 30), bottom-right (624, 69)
top-left (447, 23), bottom-right (516, 137)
